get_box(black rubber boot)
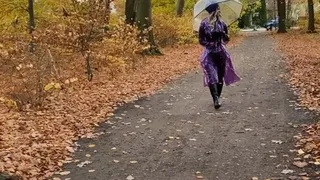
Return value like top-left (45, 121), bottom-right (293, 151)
top-left (209, 84), bottom-right (221, 109)
top-left (217, 83), bottom-right (223, 98)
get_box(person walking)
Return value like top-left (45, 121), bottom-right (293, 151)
top-left (198, 4), bottom-right (240, 109)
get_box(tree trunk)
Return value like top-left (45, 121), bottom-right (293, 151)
top-left (273, 0), bottom-right (276, 19)
top-left (176, 0), bottom-right (185, 17)
top-left (135, 0), bottom-right (161, 55)
top-left (28, 0), bottom-right (35, 34)
top-left (307, 0), bottom-right (316, 32)
top-left (286, 0), bottom-right (292, 28)
top-left (125, 0), bottom-right (136, 25)
top-left (277, 0), bottom-right (287, 33)
top-left (260, 0), bottom-right (267, 25)
top-left (28, 0), bottom-right (35, 52)
top-left (105, 0), bottom-right (111, 24)
top-left (243, 14), bottom-right (250, 28)
top-left (249, 12), bottom-right (253, 27)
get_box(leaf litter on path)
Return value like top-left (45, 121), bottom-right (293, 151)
top-left (0, 39), bottom-right (243, 179)
top-left (88, 144), bottom-right (96, 148)
top-left (76, 160), bottom-right (92, 168)
top-left (281, 169), bottom-right (294, 174)
top-left (126, 175), bottom-right (135, 180)
top-left (58, 171), bottom-right (70, 176)
top-left (293, 161), bottom-right (308, 168)
top-left (113, 160), bottom-right (120, 163)
top-left (272, 140), bottom-right (284, 144)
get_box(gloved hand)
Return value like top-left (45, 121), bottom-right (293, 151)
top-left (224, 34), bottom-right (230, 42)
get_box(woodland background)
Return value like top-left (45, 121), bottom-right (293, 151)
top-left (0, 0), bottom-right (319, 179)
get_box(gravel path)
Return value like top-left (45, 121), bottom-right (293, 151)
top-left (56, 33), bottom-right (316, 180)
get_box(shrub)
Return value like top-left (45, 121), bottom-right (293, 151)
top-left (153, 13), bottom-right (197, 47)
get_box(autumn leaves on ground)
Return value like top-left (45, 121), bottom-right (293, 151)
top-left (0, 1), bottom-right (320, 180)
top-left (0, 0), bottom-right (242, 178)
top-left (274, 32), bottom-right (320, 173)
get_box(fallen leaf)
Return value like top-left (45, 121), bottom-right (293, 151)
top-left (288, 176), bottom-right (299, 180)
top-left (293, 161), bottom-right (308, 168)
top-left (88, 144), bottom-right (96, 148)
top-left (122, 151), bottom-right (128, 154)
top-left (314, 161), bottom-right (320, 165)
top-left (126, 175), bottom-right (135, 180)
top-left (298, 149), bottom-right (305, 155)
top-left (66, 146), bottom-right (74, 153)
top-left (59, 171), bottom-right (70, 176)
top-left (281, 169), bottom-right (294, 174)
top-left (76, 160), bottom-right (92, 168)
top-left (299, 173), bottom-right (308, 176)
top-left (272, 140), bottom-right (284, 144)
top-left (303, 154), bottom-right (311, 159)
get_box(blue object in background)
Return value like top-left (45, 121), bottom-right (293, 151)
top-left (263, 18), bottom-right (279, 31)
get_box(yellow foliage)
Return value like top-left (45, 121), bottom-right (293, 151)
top-left (153, 13), bottom-right (197, 47)
top-left (297, 11), bottom-right (320, 29)
top-left (7, 99), bottom-right (18, 109)
top-left (44, 82), bottom-right (61, 91)
top-left (0, 97), bottom-right (18, 109)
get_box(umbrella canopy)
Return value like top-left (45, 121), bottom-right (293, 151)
top-left (193, 0), bottom-right (242, 32)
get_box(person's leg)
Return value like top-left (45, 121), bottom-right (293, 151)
top-left (217, 83), bottom-right (223, 98)
top-left (209, 83), bottom-right (221, 109)
top-left (216, 52), bottom-right (226, 98)
top-left (207, 52), bottom-right (222, 109)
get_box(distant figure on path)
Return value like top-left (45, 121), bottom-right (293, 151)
top-left (198, 4), bottom-right (240, 109)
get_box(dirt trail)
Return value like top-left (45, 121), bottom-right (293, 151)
top-left (56, 33), bottom-right (316, 180)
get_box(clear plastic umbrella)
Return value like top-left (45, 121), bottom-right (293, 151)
top-left (193, 0), bottom-right (243, 32)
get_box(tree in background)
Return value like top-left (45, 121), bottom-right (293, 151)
top-left (176, 0), bottom-right (185, 17)
top-left (125, 0), bottom-right (161, 54)
top-left (259, 0), bottom-right (267, 25)
top-left (239, 0), bottom-right (261, 28)
top-left (28, 0), bottom-right (35, 34)
top-left (277, 0), bottom-right (286, 33)
top-left (28, 0), bottom-right (35, 52)
top-left (125, 0), bottom-right (136, 25)
top-left (307, 0), bottom-right (316, 32)
top-left (286, 0), bottom-right (292, 27)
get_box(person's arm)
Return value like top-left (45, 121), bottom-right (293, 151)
top-left (199, 22), bottom-right (210, 47)
top-left (223, 22), bottom-right (230, 42)
top-left (224, 22), bottom-right (229, 35)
